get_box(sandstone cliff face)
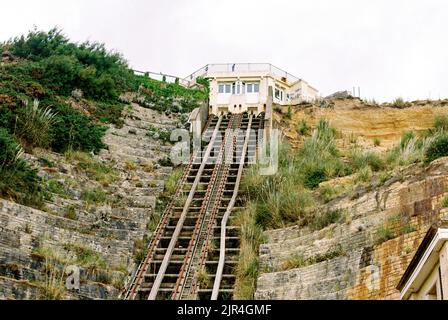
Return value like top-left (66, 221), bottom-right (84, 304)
top-left (0, 103), bottom-right (178, 300)
top-left (255, 158), bottom-right (448, 300)
top-left (280, 99), bottom-right (448, 150)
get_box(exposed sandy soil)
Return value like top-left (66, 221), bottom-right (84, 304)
top-left (277, 98), bottom-right (448, 150)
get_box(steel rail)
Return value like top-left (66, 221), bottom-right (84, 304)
top-left (175, 115), bottom-right (243, 300)
top-left (211, 115), bottom-right (253, 300)
top-left (124, 151), bottom-right (194, 300)
top-left (171, 116), bottom-right (234, 299)
top-left (187, 115), bottom-right (242, 299)
top-left (124, 116), bottom-right (219, 300)
top-left (148, 116), bottom-right (224, 300)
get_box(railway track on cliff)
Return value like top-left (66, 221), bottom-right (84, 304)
top-left (124, 112), bottom-right (265, 300)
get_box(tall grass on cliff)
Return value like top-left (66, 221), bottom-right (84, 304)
top-left (16, 99), bottom-right (58, 149)
top-left (387, 125), bottom-right (448, 167)
top-left (241, 119), bottom-right (347, 230)
top-left (241, 117), bottom-right (448, 232)
top-left (296, 119), bottom-right (349, 189)
top-left (236, 120), bottom-right (347, 297)
top-left (422, 114), bottom-right (448, 163)
top-left (233, 203), bottom-right (264, 300)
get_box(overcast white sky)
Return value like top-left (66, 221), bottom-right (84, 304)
top-left (1, 0), bottom-right (447, 102)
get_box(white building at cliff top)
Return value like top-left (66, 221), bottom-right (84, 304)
top-left (184, 63), bottom-right (319, 116)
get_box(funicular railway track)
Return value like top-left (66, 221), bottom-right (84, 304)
top-left (125, 112), bottom-right (265, 300)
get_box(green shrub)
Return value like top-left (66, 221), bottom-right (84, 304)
top-left (46, 179), bottom-right (67, 197)
top-left (9, 28), bottom-right (68, 60)
top-left (1, 66), bottom-right (107, 153)
top-left (302, 166), bottom-right (327, 189)
top-left (63, 243), bottom-right (107, 271)
top-left (297, 119), bottom-right (310, 136)
top-left (285, 106), bottom-right (292, 120)
top-left (66, 151), bottom-right (118, 186)
top-left (0, 128), bottom-right (44, 207)
top-left (442, 196), bottom-right (448, 208)
top-left (5, 28), bottom-right (136, 101)
top-left (50, 103), bottom-right (107, 153)
top-left (401, 223), bottom-right (417, 235)
top-left (310, 209), bottom-right (344, 231)
top-left (373, 138), bottom-right (381, 147)
top-left (94, 102), bottom-right (125, 127)
top-left (196, 269), bottom-right (211, 289)
top-left (355, 166), bottom-right (373, 184)
top-left (425, 133), bottom-right (448, 164)
top-left (135, 75), bottom-right (207, 114)
top-left (0, 128), bottom-right (23, 167)
top-left (376, 225), bottom-right (395, 245)
top-left (391, 97), bottom-right (410, 109)
top-left (81, 187), bottom-right (107, 206)
top-left (281, 254), bottom-right (307, 271)
top-left (319, 185), bottom-right (335, 203)
top-left (349, 149), bottom-right (385, 172)
top-left (241, 122), bottom-right (348, 229)
top-left (310, 245), bottom-right (346, 264)
top-left (164, 167), bottom-right (184, 195)
top-left (147, 125), bottom-right (172, 143)
top-left (434, 114), bottom-right (448, 131)
top-left (196, 77), bottom-right (210, 95)
top-left (65, 205), bottom-right (78, 220)
top-left (41, 55), bottom-right (80, 95)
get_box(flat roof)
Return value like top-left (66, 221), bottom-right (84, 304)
top-left (184, 63), bottom-right (302, 85)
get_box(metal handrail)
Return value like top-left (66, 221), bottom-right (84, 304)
top-left (133, 69), bottom-right (191, 87)
top-left (133, 63), bottom-right (303, 89)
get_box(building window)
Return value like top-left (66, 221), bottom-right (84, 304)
top-left (221, 82), bottom-right (257, 95)
top-left (275, 86), bottom-right (285, 101)
top-left (246, 83), bottom-right (260, 94)
top-left (232, 81), bottom-right (246, 95)
top-left (275, 88), bottom-right (281, 100)
top-left (219, 84), bottom-right (232, 94)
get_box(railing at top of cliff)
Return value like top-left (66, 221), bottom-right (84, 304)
top-left (183, 63), bottom-right (302, 86)
top-left (134, 63), bottom-right (302, 89)
top-left (133, 69), bottom-right (192, 87)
